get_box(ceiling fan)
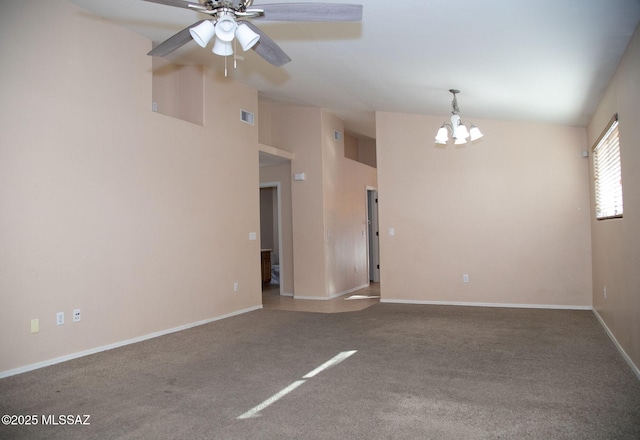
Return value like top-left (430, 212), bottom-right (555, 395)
top-left (144, 0), bottom-right (363, 67)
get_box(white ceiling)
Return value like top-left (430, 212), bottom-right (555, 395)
top-left (69, 0), bottom-right (640, 139)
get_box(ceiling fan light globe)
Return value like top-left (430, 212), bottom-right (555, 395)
top-left (235, 24), bottom-right (260, 51)
top-left (454, 137), bottom-right (467, 145)
top-left (189, 20), bottom-right (215, 47)
top-left (212, 39), bottom-right (234, 56)
top-left (215, 15), bottom-right (238, 42)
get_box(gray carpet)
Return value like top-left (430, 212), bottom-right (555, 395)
top-left (1, 304), bottom-right (639, 439)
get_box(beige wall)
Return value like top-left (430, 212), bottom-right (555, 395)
top-left (344, 132), bottom-right (377, 168)
top-left (344, 132), bottom-right (359, 161)
top-left (358, 136), bottom-right (377, 168)
top-left (587, 23), bottom-right (640, 371)
top-left (376, 112), bottom-right (592, 307)
top-left (152, 58), bottom-right (204, 126)
top-left (321, 110), bottom-right (378, 297)
top-left (266, 104), bottom-right (328, 297)
top-left (259, 101), bottom-right (377, 299)
top-left (0, 1), bottom-right (261, 374)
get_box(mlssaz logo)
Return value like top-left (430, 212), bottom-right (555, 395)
top-left (42, 415), bottom-right (91, 425)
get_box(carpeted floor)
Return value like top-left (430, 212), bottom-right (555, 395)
top-left (1, 304), bottom-right (639, 439)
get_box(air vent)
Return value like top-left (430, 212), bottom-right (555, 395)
top-left (240, 109), bottom-right (254, 125)
top-left (333, 130), bottom-right (343, 142)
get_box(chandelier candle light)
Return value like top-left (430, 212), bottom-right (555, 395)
top-left (435, 89), bottom-right (483, 145)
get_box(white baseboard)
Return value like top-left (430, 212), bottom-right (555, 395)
top-left (294, 295), bottom-right (331, 301)
top-left (295, 283), bottom-right (370, 301)
top-left (592, 308), bottom-right (640, 381)
top-left (0, 305), bottom-right (263, 379)
top-left (380, 298), bottom-right (592, 310)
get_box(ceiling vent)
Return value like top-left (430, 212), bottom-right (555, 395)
top-left (241, 109), bottom-right (255, 125)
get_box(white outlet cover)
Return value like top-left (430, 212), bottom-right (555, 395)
top-left (56, 312), bottom-right (64, 325)
top-left (73, 309), bottom-right (81, 322)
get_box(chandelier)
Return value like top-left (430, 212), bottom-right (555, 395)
top-left (435, 89), bottom-right (483, 145)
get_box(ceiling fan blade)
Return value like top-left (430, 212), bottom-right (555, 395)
top-left (240, 21), bottom-right (292, 67)
top-left (147, 20), bottom-right (206, 57)
top-left (142, 0), bottom-right (208, 12)
top-left (253, 3), bottom-right (362, 21)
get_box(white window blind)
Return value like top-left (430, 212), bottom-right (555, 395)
top-left (593, 115), bottom-right (623, 220)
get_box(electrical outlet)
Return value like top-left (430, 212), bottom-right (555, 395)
top-left (234, 282), bottom-right (239, 292)
top-left (73, 309), bottom-right (81, 322)
top-left (56, 312), bottom-right (64, 326)
top-left (463, 274), bottom-right (469, 283)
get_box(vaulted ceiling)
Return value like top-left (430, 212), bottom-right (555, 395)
top-left (69, 0), bottom-right (640, 138)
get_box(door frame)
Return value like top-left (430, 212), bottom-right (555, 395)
top-left (366, 187), bottom-right (380, 283)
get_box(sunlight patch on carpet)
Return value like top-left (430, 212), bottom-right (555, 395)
top-left (237, 380), bottom-right (306, 419)
top-left (303, 350), bottom-right (357, 378)
top-left (238, 350), bottom-right (358, 419)
top-left (345, 295), bottom-right (380, 300)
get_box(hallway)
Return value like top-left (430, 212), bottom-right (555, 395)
top-left (262, 283), bottom-right (380, 313)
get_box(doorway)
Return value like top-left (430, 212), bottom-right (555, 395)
top-left (367, 188), bottom-right (380, 283)
top-left (260, 183), bottom-right (282, 295)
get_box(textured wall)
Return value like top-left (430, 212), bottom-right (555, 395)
top-left (376, 111), bottom-right (592, 308)
top-left (0, 1), bottom-right (262, 374)
top-left (587, 23), bottom-right (640, 372)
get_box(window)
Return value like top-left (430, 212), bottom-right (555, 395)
top-left (593, 114), bottom-right (623, 220)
